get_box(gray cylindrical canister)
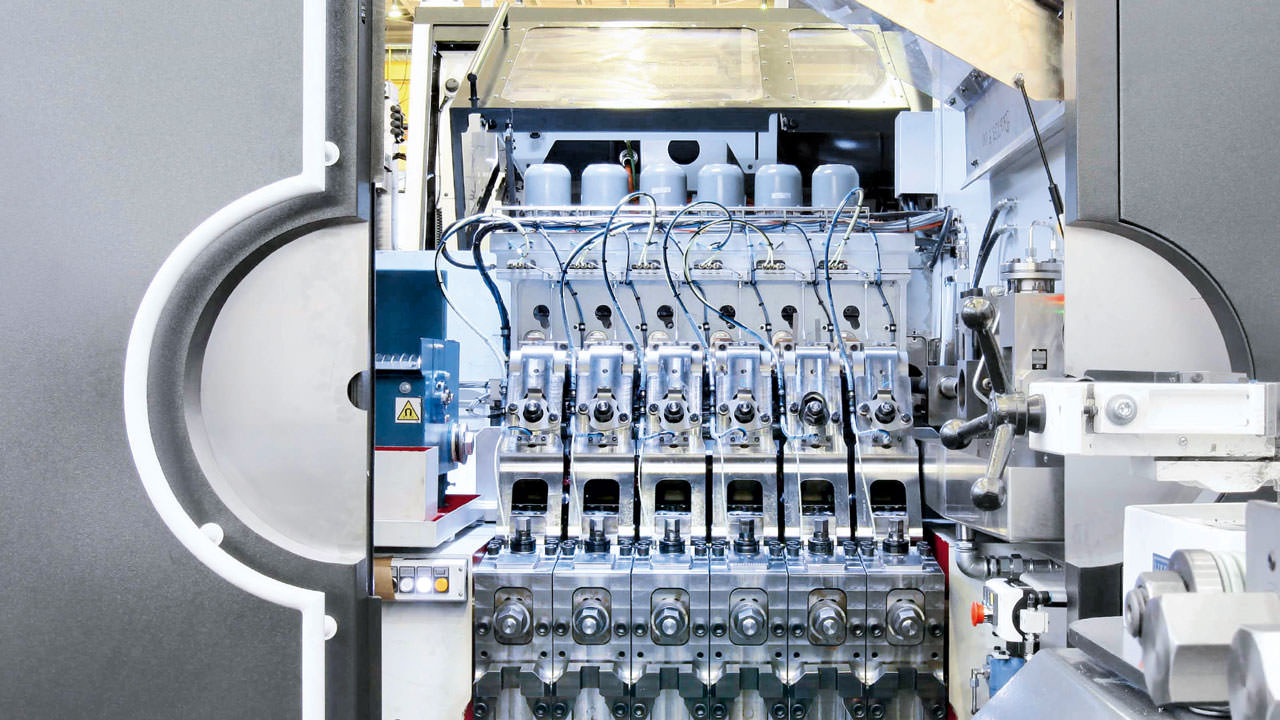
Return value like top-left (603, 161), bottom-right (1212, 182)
top-left (754, 164), bottom-right (802, 208)
top-left (640, 162), bottom-right (688, 206)
top-left (523, 163), bottom-right (571, 206)
top-left (580, 164), bottom-right (630, 207)
top-left (696, 163), bottom-right (745, 206)
top-left (811, 164), bottom-right (860, 208)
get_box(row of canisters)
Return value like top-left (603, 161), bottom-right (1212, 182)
top-left (523, 162), bottom-right (860, 208)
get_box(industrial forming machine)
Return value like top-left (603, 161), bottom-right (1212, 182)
top-left (368, 5), bottom-right (1280, 720)
top-left (15, 0), bottom-right (1280, 718)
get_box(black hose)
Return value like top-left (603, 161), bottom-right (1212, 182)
top-left (471, 225), bottom-right (512, 357)
top-left (972, 205), bottom-right (1004, 288)
top-left (927, 207), bottom-right (955, 270)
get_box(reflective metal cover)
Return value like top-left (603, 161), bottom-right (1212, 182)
top-left (502, 26), bottom-right (763, 106)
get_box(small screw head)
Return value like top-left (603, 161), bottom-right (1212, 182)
top-left (693, 704), bottom-right (708, 719)
top-left (771, 704), bottom-right (788, 719)
top-left (475, 622), bottom-right (490, 636)
top-left (634, 623), bottom-right (647, 637)
top-left (1105, 394), bottom-right (1138, 425)
top-left (791, 704), bottom-right (806, 719)
top-left (791, 624), bottom-right (805, 638)
top-left (554, 622), bottom-right (568, 636)
top-left (613, 703), bottom-right (629, 718)
top-left (535, 623), bottom-right (550, 636)
top-left (711, 623), bottom-right (726, 637)
top-left (398, 382), bottom-right (412, 394)
top-left (633, 703), bottom-right (648, 718)
top-left (615, 623), bottom-right (629, 637)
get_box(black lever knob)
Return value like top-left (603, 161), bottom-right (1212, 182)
top-left (960, 296), bottom-right (1010, 395)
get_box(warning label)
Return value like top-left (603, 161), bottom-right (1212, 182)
top-left (395, 397), bottom-right (422, 423)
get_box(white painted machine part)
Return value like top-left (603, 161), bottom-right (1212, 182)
top-left (121, 0), bottom-right (329, 717)
top-left (1030, 381), bottom-right (1278, 458)
top-left (983, 578), bottom-right (1032, 644)
top-left (1153, 460), bottom-right (1280, 493)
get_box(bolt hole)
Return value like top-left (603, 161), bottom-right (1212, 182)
top-left (346, 371), bottom-right (369, 410)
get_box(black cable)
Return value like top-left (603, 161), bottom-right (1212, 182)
top-left (869, 228), bottom-right (896, 340)
top-left (471, 224), bottom-right (512, 357)
top-left (534, 228), bottom-right (585, 337)
top-left (621, 224), bottom-right (648, 345)
top-left (780, 221), bottom-right (835, 336)
top-left (439, 244), bottom-right (481, 270)
top-left (972, 205), bottom-right (1006, 289)
top-left (926, 207), bottom-right (955, 270)
top-left (1014, 74), bottom-right (1065, 238)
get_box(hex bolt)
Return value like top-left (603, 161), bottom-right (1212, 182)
top-left (1105, 394), bottom-right (1138, 425)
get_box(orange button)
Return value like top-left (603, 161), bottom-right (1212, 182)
top-left (970, 602), bottom-right (986, 627)
top-left (434, 577), bottom-right (449, 593)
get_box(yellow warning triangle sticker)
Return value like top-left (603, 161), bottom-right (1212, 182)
top-left (396, 399), bottom-right (421, 422)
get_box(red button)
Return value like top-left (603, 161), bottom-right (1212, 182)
top-left (970, 602), bottom-right (986, 627)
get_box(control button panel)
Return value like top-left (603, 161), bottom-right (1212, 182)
top-left (390, 558), bottom-right (467, 602)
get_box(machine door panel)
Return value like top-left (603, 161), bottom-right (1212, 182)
top-left (0, 0), bottom-right (376, 718)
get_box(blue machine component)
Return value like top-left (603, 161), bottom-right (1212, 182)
top-left (375, 250), bottom-right (447, 356)
top-left (986, 655), bottom-right (1026, 696)
top-left (373, 252), bottom-right (458, 473)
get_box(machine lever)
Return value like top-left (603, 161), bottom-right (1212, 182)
top-left (942, 297), bottom-right (1048, 512)
top-left (939, 415), bottom-right (991, 450)
top-left (961, 296), bottom-right (1009, 395)
top-left (971, 423), bottom-right (1014, 511)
